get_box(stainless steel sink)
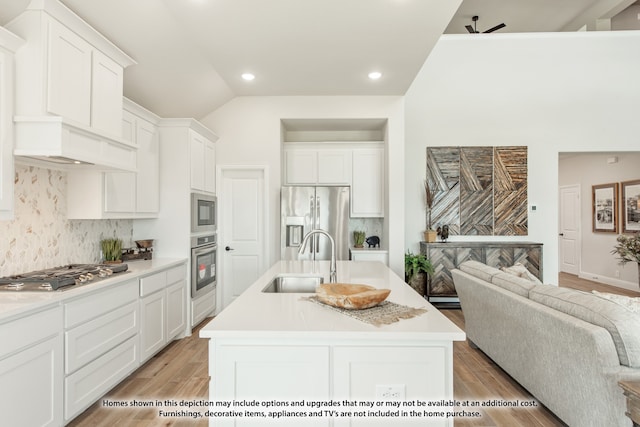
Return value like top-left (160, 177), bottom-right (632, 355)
top-left (262, 274), bottom-right (324, 293)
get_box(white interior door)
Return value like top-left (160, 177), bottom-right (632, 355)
top-left (559, 184), bottom-right (581, 275)
top-left (219, 167), bottom-right (268, 309)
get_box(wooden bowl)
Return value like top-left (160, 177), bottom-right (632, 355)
top-left (135, 239), bottom-right (154, 249)
top-left (316, 283), bottom-right (390, 310)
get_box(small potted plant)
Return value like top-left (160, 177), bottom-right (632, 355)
top-left (424, 179), bottom-right (437, 242)
top-left (405, 251), bottom-right (434, 296)
top-left (353, 231), bottom-right (366, 248)
top-left (611, 234), bottom-right (640, 287)
top-left (101, 238), bottom-right (123, 263)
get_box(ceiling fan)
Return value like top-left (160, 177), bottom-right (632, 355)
top-left (465, 15), bottom-right (506, 34)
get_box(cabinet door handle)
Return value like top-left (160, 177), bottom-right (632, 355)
top-left (225, 246), bottom-right (234, 251)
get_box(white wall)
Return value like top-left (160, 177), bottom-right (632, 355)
top-left (559, 152), bottom-right (640, 289)
top-left (201, 96), bottom-right (406, 276)
top-left (405, 31), bottom-right (640, 284)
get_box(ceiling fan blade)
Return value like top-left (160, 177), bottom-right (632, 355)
top-left (465, 25), bottom-right (476, 34)
top-left (483, 23), bottom-right (506, 33)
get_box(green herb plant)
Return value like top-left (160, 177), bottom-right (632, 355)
top-left (101, 238), bottom-right (123, 262)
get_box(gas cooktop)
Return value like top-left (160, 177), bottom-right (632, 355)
top-left (0, 263), bottom-right (129, 292)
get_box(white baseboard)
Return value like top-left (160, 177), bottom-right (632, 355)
top-left (578, 270), bottom-right (638, 292)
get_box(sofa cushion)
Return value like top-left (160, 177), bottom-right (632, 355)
top-left (500, 263), bottom-right (543, 284)
top-left (592, 291), bottom-right (640, 314)
top-left (459, 260), bottom-right (502, 282)
top-left (530, 285), bottom-right (640, 367)
top-left (491, 272), bottom-right (537, 297)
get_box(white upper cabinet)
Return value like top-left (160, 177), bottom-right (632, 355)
top-left (190, 129), bottom-right (217, 194)
top-left (6, 0), bottom-right (136, 169)
top-left (351, 147), bottom-right (385, 217)
top-left (283, 147), bottom-right (351, 185)
top-left (67, 98), bottom-right (160, 219)
top-left (0, 28), bottom-right (24, 220)
top-left (90, 50), bottom-right (124, 135)
top-left (46, 20), bottom-right (92, 127)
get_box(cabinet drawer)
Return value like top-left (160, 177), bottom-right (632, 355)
top-left (65, 279), bottom-right (137, 328)
top-left (64, 335), bottom-right (138, 421)
top-left (140, 270), bottom-right (167, 296)
top-left (166, 263), bottom-right (187, 286)
top-left (0, 306), bottom-right (62, 358)
top-left (65, 301), bottom-right (138, 374)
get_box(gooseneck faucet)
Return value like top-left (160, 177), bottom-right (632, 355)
top-left (298, 229), bottom-right (337, 283)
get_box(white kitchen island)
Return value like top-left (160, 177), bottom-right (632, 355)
top-left (200, 260), bottom-right (465, 427)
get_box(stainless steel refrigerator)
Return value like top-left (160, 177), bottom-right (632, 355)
top-left (281, 186), bottom-right (350, 261)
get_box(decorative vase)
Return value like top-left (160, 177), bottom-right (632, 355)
top-left (424, 230), bottom-right (437, 243)
top-left (407, 272), bottom-right (427, 296)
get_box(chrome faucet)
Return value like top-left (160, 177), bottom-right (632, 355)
top-left (299, 229), bottom-right (337, 283)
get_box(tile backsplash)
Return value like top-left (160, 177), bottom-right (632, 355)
top-left (0, 164), bottom-right (133, 276)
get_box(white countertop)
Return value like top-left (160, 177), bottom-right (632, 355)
top-left (349, 247), bottom-right (388, 253)
top-left (0, 258), bottom-right (187, 323)
top-left (200, 260), bottom-right (465, 341)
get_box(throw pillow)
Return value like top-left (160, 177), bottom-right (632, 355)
top-left (500, 263), bottom-right (542, 284)
top-left (592, 290), bottom-right (640, 314)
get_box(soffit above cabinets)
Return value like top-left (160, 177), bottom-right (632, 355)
top-left (281, 118), bottom-right (387, 143)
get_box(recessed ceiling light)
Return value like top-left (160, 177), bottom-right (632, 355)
top-left (368, 71), bottom-right (382, 80)
top-left (242, 73), bottom-right (255, 81)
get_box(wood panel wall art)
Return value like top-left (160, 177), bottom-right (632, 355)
top-left (426, 146), bottom-right (528, 236)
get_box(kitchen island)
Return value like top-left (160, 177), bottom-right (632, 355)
top-left (200, 260), bottom-right (465, 427)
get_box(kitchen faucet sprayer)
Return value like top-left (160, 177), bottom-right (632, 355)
top-left (299, 229), bottom-right (337, 283)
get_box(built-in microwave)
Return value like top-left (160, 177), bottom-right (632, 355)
top-left (191, 192), bottom-right (217, 234)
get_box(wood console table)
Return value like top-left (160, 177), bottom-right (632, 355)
top-left (419, 241), bottom-right (543, 308)
top-left (620, 380), bottom-right (640, 427)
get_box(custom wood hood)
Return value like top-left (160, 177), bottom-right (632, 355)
top-left (13, 115), bottom-right (137, 170)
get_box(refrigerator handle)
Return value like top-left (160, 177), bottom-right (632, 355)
top-left (309, 195), bottom-right (316, 257)
top-left (315, 195), bottom-right (321, 253)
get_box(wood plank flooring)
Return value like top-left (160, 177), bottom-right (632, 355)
top-left (68, 273), bottom-right (637, 426)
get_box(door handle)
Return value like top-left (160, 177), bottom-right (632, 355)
top-left (559, 233), bottom-right (564, 236)
top-left (225, 246), bottom-right (234, 251)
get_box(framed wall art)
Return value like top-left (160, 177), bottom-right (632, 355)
top-left (621, 179), bottom-right (640, 233)
top-left (592, 183), bottom-right (619, 233)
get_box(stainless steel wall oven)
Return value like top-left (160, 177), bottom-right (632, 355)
top-left (191, 234), bottom-right (217, 298)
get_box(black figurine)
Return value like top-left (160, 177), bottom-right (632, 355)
top-left (437, 225), bottom-right (449, 242)
top-left (365, 236), bottom-right (380, 248)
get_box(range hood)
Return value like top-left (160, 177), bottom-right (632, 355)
top-left (13, 116), bottom-right (137, 171)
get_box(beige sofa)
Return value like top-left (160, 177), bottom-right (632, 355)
top-left (452, 260), bottom-right (640, 427)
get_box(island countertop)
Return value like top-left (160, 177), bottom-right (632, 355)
top-left (200, 260), bottom-right (465, 341)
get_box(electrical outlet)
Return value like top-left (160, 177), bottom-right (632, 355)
top-left (375, 384), bottom-right (405, 400)
top-left (615, 270), bottom-right (620, 278)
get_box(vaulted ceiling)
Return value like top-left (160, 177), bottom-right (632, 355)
top-left (0, 0), bottom-right (636, 119)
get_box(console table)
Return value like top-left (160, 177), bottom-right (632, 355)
top-left (620, 380), bottom-right (640, 427)
top-left (419, 241), bottom-right (543, 307)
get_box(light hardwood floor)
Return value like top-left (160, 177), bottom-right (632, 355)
top-left (68, 274), bottom-right (638, 426)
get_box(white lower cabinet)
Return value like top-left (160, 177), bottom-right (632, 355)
top-left (208, 340), bottom-right (454, 427)
top-left (192, 286), bottom-right (216, 327)
top-left (139, 263), bottom-right (187, 363)
top-left (64, 336), bottom-right (138, 419)
top-left (0, 306), bottom-right (63, 427)
top-left (167, 278), bottom-right (187, 339)
top-left (333, 346), bottom-right (448, 427)
top-left (214, 344), bottom-right (331, 427)
top-left (140, 289), bottom-right (166, 361)
top-left (63, 279), bottom-right (139, 422)
top-left (0, 261), bottom-right (188, 425)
